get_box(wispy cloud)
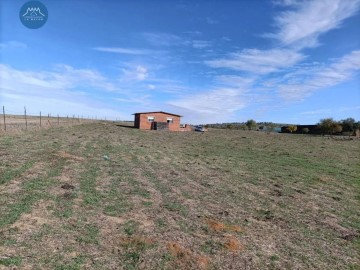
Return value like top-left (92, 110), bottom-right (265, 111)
top-left (0, 64), bottom-right (127, 118)
top-left (0, 41), bottom-right (27, 49)
top-left (169, 88), bottom-right (246, 115)
top-left (268, 0), bottom-right (360, 49)
top-left (120, 65), bottom-right (149, 81)
top-left (272, 0), bottom-right (299, 7)
top-left (0, 64), bottom-right (116, 92)
top-left (142, 32), bottom-right (183, 47)
top-left (300, 109), bottom-right (332, 115)
top-left (300, 106), bottom-right (360, 117)
top-left (206, 49), bottom-right (305, 74)
top-left (114, 94), bottom-right (151, 105)
top-left (214, 75), bottom-right (255, 89)
top-left (192, 40), bottom-right (212, 49)
top-left (206, 17), bottom-right (219, 25)
top-left (93, 47), bottom-right (152, 55)
top-left (278, 50), bottom-right (360, 100)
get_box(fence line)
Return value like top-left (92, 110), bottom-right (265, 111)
top-left (0, 106), bottom-right (114, 134)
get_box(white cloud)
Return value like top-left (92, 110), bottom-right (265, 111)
top-left (93, 47), bottom-right (152, 55)
top-left (183, 31), bottom-right (202, 36)
top-left (272, 0), bottom-right (299, 6)
top-left (142, 32), bottom-right (183, 47)
top-left (0, 65), bottom-right (128, 119)
top-left (192, 40), bottom-right (212, 49)
top-left (0, 41), bottom-right (27, 50)
top-left (206, 48), bottom-right (305, 74)
top-left (268, 0), bottom-right (360, 49)
top-left (278, 50), bottom-right (360, 100)
top-left (141, 32), bottom-right (212, 49)
top-left (114, 94), bottom-right (151, 105)
top-left (121, 65), bottom-right (149, 81)
top-left (168, 88), bottom-right (246, 116)
top-left (206, 17), bottom-right (219, 25)
top-left (0, 64), bottom-right (116, 92)
top-left (300, 109), bottom-right (332, 115)
top-left (214, 75), bottom-right (255, 88)
top-left (300, 106), bottom-right (360, 118)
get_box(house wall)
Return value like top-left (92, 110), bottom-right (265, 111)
top-left (136, 113), bottom-right (181, 131)
top-left (134, 114), bottom-right (140, 128)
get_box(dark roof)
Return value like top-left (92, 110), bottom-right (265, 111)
top-left (132, 111), bottom-right (182, 117)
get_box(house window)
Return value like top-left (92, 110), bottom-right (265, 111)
top-left (167, 118), bottom-right (173, 124)
top-left (148, 116), bottom-right (155, 122)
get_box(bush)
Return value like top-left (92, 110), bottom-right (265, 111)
top-left (318, 118), bottom-right (342, 135)
top-left (287, 125), bottom-right (297, 133)
top-left (246, 119), bottom-right (256, 130)
top-left (302, 128), bottom-right (309, 134)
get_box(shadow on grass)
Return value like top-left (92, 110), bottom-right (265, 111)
top-left (116, 124), bottom-right (136, 129)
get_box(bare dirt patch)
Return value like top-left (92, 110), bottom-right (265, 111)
top-left (0, 162), bottom-right (46, 194)
top-left (167, 241), bottom-right (210, 269)
top-left (56, 151), bottom-right (85, 162)
top-left (8, 199), bottom-right (55, 238)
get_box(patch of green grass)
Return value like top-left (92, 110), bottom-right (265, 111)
top-left (0, 256), bottom-right (22, 266)
top-left (348, 264), bottom-right (360, 270)
top-left (163, 202), bottom-right (188, 217)
top-left (124, 251), bottom-right (140, 270)
top-left (177, 220), bottom-right (197, 234)
top-left (0, 193), bottom-right (41, 227)
top-left (103, 199), bottom-right (131, 216)
top-left (133, 187), bottom-right (151, 199)
top-left (270, 255), bottom-right (279, 261)
top-left (53, 255), bottom-right (86, 270)
top-left (80, 166), bottom-right (103, 206)
top-left (0, 155), bottom-right (67, 227)
top-left (155, 218), bottom-right (167, 232)
top-left (123, 220), bottom-right (139, 236)
top-left (0, 160), bottom-right (35, 185)
top-left (76, 224), bottom-right (99, 245)
top-left (1, 136), bottom-right (13, 147)
top-left (31, 223), bottom-right (52, 241)
top-left (53, 199), bottom-right (74, 218)
top-left (200, 239), bottom-right (223, 254)
top-left (142, 201), bottom-right (153, 207)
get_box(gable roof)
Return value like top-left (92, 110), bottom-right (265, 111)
top-left (132, 111), bottom-right (182, 117)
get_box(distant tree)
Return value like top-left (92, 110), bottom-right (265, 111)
top-left (341, 118), bottom-right (356, 132)
top-left (355, 121), bottom-right (360, 131)
top-left (302, 127), bottom-right (310, 134)
top-left (246, 119), bottom-right (257, 130)
top-left (266, 123), bottom-right (276, 134)
top-left (287, 125), bottom-right (297, 133)
top-left (318, 118), bottom-right (343, 135)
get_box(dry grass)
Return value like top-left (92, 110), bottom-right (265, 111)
top-left (0, 122), bottom-right (359, 269)
top-left (0, 114), bottom-right (95, 135)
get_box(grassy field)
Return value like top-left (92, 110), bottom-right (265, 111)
top-left (0, 122), bottom-right (359, 269)
top-left (0, 114), bottom-right (94, 134)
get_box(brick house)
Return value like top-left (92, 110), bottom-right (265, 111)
top-left (133, 111), bottom-right (190, 131)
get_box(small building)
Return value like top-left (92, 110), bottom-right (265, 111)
top-left (133, 111), bottom-right (188, 131)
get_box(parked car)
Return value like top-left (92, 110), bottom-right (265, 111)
top-left (194, 125), bottom-right (205, 132)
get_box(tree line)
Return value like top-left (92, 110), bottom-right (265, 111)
top-left (316, 118), bottom-right (359, 135)
top-left (204, 117), bottom-right (360, 135)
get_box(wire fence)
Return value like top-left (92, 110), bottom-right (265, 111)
top-left (0, 106), bottom-right (105, 134)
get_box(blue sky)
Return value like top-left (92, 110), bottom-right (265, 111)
top-left (0, 0), bottom-right (359, 124)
